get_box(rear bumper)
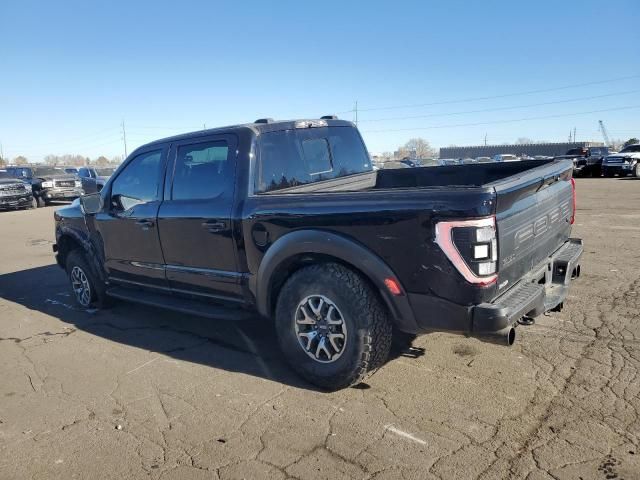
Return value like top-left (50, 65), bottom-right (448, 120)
top-left (405, 238), bottom-right (583, 336)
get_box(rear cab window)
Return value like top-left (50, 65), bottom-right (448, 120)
top-left (255, 126), bottom-right (372, 193)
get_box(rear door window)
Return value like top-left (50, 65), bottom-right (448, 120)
top-left (171, 141), bottom-right (231, 200)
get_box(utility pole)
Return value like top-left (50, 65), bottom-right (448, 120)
top-left (203, 123), bottom-right (206, 130)
top-left (484, 133), bottom-right (487, 146)
top-left (573, 127), bottom-right (577, 143)
top-left (354, 101), bottom-right (358, 126)
top-left (121, 120), bottom-right (128, 159)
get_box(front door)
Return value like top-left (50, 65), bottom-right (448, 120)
top-left (94, 146), bottom-right (169, 289)
top-left (157, 134), bottom-right (241, 301)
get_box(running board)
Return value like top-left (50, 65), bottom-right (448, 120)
top-left (106, 286), bottom-right (254, 321)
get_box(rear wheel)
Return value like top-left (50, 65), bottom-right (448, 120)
top-left (36, 195), bottom-right (46, 208)
top-left (275, 263), bottom-right (392, 390)
top-left (65, 250), bottom-right (108, 308)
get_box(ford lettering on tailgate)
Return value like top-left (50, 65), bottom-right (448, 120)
top-left (503, 201), bottom-right (571, 267)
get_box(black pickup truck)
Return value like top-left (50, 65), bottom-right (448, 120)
top-left (53, 118), bottom-right (583, 390)
top-left (556, 146), bottom-right (610, 177)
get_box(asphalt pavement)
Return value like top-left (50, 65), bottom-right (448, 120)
top-left (0, 177), bottom-right (638, 480)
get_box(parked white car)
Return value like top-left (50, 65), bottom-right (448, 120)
top-left (493, 154), bottom-right (519, 162)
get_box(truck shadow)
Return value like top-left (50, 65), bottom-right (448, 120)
top-left (0, 265), bottom-right (423, 392)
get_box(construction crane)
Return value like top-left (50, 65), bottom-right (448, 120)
top-left (598, 120), bottom-right (612, 147)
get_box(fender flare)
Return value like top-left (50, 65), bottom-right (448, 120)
top-left (254, 229), bottom-right (418, 332)
top-left (56, 226), bottom-right (106, 282)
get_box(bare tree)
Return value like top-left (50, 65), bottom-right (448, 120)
top-left (44, 155), bottom-right (59, 166)
top-left (94, 156), bottom-right (110, 166)
top-left (403, 138), bottom-right (435, 158)
top-left (516, 137), bottom-right (533, 144)
top-left (13, 155), bottom-right (28, 165)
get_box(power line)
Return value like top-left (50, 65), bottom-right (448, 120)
top-left (362, 105), bottom-right (640, 133)
top-left (7, 127), bottom-right (121, 149)
top-left (357, 90), bottom-right (640, 123)
top-left (340, 74), bottom-right (640, 114)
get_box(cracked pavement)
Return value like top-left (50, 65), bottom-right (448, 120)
top-left (0, 177), bottom-right (639, 479)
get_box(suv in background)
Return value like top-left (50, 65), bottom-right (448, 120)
top-left (78, 166), bottom-right (117, 194)
top-left (602, 144), bottom-right (640, 177)
top-left (7, 166), bottom-right (83, 207)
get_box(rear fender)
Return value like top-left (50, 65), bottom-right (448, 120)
top-left (253, 230), bottom-right (418, 332)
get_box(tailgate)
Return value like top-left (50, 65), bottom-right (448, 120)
top-left (493, 160), bottom-right (574, 294)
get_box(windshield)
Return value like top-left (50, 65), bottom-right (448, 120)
top-left (33, 167), bottom-right (65, 177)
top-left (620, 144), bottom-right (640, 153)
top-left (96, 167), bottom-right (116, 176)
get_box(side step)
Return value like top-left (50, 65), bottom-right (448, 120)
top-left (106, 286), bottom-right (255, 321)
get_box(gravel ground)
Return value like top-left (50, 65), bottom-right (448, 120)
top-left (0, 177), bottom-right (638, 480)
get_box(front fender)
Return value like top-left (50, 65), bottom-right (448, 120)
top-left (253, 229), bottom-right (418, 333)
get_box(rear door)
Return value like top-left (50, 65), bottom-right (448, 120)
top-left (493, 161), bottom-right (573, 294)
top-left (156, 134), bottom-right (241, 302)
top-left (94, 146), bottom-right (169, 288)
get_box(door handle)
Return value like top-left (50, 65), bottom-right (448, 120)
top-left (201, 221), bottom-right (226, 233)
top-left (135, 219), bottom-right (155, 230)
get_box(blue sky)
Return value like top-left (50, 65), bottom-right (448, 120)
top-left (1, 0), bottom-right (639, 161)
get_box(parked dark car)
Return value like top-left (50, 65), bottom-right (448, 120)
top-left (0, 170), bottom-right (35, 210)
top-left (7, 166), bottom-right (84, 207)
top-left (53, 118), bottom-right (583, 390)
top-left (556, 146), bottom-right (609, 177)
top-left (77, 166), bottom-right (117, 194)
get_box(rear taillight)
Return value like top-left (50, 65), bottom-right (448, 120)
top-left (435, 216), bottom-right (497, 286)
top-left (570, 177), bottom-right (576, 225)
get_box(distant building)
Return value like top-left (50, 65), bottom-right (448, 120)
top-left (439, 141), bottom-right (604, 159)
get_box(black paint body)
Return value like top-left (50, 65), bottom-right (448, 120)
top-left (53, 120), bottom-right (581, 335)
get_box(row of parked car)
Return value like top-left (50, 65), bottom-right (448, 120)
top-left (388, 143), bottom-right (640, 178)
top-left (0, 165), bottom-right (116, 210)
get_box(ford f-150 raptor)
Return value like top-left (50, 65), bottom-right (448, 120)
top-left (53, 117), bottom-right (583, 390)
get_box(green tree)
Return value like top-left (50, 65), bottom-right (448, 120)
top-left (623, 138), bottom-right (639, 148)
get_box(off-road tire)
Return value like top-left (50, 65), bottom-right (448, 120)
top-left (275, 263), bottom-right (393, 390)
top-left (65, 250), bottom-right (109, 308)
top-left (29, 197), bottom-right (37, 209)
top-left (36, 195), bottom-right (46, 208)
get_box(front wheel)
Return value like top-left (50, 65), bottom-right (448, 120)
top-left (65, 250), bottom-right (108, 308)
top-left (36, 195), bottom-right (46, 208)
top-left (275, 263), bottom-right (393, 390)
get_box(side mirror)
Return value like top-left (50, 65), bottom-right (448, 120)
top-left (80, 193), bottom-right (103, 215)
